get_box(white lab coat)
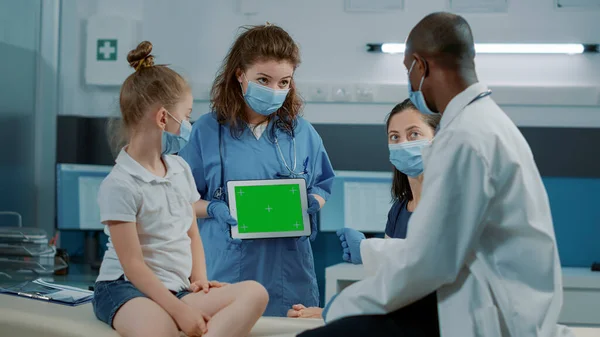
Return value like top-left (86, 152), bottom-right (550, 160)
top-left (325, 83), bottom-right (573, 337)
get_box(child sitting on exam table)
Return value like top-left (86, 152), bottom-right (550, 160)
top-left (93, 41), bottom-right (268, 337)
top-left (288, 99), bottom-right (441, 319)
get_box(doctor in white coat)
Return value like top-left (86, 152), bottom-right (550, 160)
top-left (299, 12), bottom-right (573, 337)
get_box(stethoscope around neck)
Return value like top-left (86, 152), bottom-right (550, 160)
top-left (212, 123), bottom-right (308, 201)
top-left (434, 89), bottom-right (492, 135)
top-left (469, 90), bottom-right (492, 105)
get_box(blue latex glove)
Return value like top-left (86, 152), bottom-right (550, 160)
top-left (336, 228), bottom-right (365, 264)
top-left (300, 195), bottom-right (320, 242)
top-left (207, 200), bottom-right (241, 245)
top-left (306, 194), bottom-right (321, 215)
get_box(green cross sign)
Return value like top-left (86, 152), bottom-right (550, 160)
top-left (97, 39), bottom-right (117, 61)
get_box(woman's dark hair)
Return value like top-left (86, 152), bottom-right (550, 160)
top-left (386, 99), bottom-right (441, 202)
top-left (210, 24), bottom-right (302, 138)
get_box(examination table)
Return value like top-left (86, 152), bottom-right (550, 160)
top-left (1, 295), bottom-right (599, 337)
top-left (0, 295), bottom-right (324, 337)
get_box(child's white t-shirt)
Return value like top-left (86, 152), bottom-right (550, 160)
top-left (96, 149), bottom-right (200, 292)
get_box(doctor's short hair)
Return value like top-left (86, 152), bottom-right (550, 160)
top-left (386, 99), bottom-right (441, 202)
top-left (210, 24), bottom-right (303, 138)
top-left (108, 41), bottom-right (190, 156)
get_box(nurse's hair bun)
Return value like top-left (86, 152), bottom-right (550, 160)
top-left (127, 41), bottom-right (155, 71)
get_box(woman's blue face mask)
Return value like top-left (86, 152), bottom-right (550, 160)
top-left (388, 139), bottom-right (430, 177)
top-left (407, 59), bottom-right (437, 115)
top-left (242, 74), bottom-right (290, 116)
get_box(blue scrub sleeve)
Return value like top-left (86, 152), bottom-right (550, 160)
top-left (178, 126), bottom-right (208, 198)
top-left (307, 142), bottom-right (335, 201)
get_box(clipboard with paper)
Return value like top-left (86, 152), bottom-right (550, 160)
top-left (0, 278), bottom-right (93, 306)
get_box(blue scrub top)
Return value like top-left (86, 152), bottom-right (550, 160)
top-left (179, 113), bottom-right (335, 316)
top-left (385, 199), bottom-right (411, 239)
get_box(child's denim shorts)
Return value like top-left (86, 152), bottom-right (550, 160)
top-left (92, 276), bottom-right (191, 328)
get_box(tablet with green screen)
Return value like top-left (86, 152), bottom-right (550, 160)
top-left (227, 179), bottom-right (311, 239)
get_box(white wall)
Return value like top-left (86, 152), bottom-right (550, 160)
top-left (58, 0), bottom-right (600, 127)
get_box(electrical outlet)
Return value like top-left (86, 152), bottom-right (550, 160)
top-left (308, 84), bottom-right (330, 102)
top-left (355, 85), bottom-right (375, 102)
top-left (376, 84), bottom-right (408, 103)
top-left (331, 85), bottom-right (353, 102)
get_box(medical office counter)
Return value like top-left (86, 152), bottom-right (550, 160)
top-left (325, 263), bottom-right (600, 327)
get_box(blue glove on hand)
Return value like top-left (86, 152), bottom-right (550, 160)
top-left (300, 195), bottom-right (321, 242)
top-left (307, 194), bottom-right (321, 215)
top-left (336, 228), bottom-right (365, 264)
top-left (207, 200), bottom-right (241, 245)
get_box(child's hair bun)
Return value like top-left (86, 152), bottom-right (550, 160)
top-left (127, 41), bottom-right (155, 71)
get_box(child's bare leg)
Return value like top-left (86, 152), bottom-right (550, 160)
top-left (182, 280), bottom-right (268, 337)
top-left (113, 297), bottom-right (179, 337)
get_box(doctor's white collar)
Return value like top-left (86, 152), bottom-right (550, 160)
top-left (438, 82), bottom-right (490, 131)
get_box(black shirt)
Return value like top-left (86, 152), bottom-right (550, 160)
top-left (384, 199), bottom-right (412, 239)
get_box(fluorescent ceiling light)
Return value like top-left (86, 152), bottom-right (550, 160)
top-left (476, 43), bottom-right (584, 54)
top-left (372, 43), bottom-right (594, 54)
top-left (381, 43), bottom-right (406, 54)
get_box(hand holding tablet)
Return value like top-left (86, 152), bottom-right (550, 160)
top-left (207, 200), bottom-right (241, 244)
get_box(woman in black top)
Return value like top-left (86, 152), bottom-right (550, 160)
top-left (288, 99), bottom-right (441, 319)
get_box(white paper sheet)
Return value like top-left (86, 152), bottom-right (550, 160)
top-left (345, 0), bottom-right (404, 12)
top-left (343, 181), bottom-right (393, 232)
top-left (449, 0), bottom-right (508, 13)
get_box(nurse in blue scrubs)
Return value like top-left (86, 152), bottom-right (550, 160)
top-left (288, 99), bottom-right (441, 319)
top-left (178, 24), bottom-right (335, 317)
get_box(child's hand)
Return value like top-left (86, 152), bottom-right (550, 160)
top-left (174, 306), bottom-right (210, 336)
top-left (207, 280), bottom-right (228, 288)
top-left (190, 279), bottom-right (228, 293)
top-left (190, 279), bottom-right (210, 294)
top-left (287, 304), bottom-right (323, 319)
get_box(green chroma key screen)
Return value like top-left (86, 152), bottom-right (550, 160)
top-left (234, 184), bottom-right (305, 233)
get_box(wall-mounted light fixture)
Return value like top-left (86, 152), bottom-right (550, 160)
top-left (367, 43), bottom-right (599, 55)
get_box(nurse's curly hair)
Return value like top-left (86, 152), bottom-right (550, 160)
top-left (386, 99), bottom-right (441, 202)
top-left (210, 24), bottom-right (303, 138)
